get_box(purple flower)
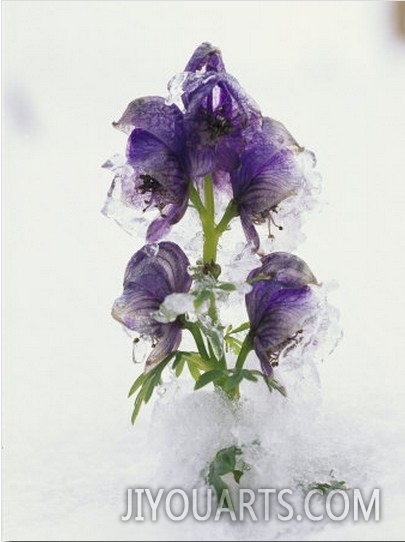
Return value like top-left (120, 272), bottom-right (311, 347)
top-left (231, 118), bottom-right (311, 249)
top-left (112, 242), bottom-right (192, 370)
top-left (167, 42), bottom-right (262, 178)
top-left (245, 252), bottom-right (318, 376)
top-left (103, 43), bottom-right (263, 239)
top-left (104, 96), bottom-right (190, 241)
top-left (179, 71), bottom-right (262, 177)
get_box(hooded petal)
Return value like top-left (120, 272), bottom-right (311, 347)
top-left (256, 117), bottom-right (300, 153)
top-left (177, 72), bottom-right (262, 175)
top-left (113, 96), bottom-right (184, 152)
top-left (123, 242), bottom-right (191, 295)
top-left (184, 42), bottom-right (226, 73)
top-left (248, 252), bottom-right (318, 288)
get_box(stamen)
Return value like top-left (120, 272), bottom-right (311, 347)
top-left (267, 208), bottom-right (283, 239)
top-left (268, 329), bottom-right (304, 367)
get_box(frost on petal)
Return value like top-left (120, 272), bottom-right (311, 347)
top-left (103, 129), bottom-right (189, 240)
top-left (146, 197), bottom-right (189, 243)
top-left (153, 293), bottom-right (195, 323)
top-left (113, 96), bottom-right (184, 152)
top-left (184, 42), bottom-right (226, 73)
top-left (101, 162), bottom-right (148, 236)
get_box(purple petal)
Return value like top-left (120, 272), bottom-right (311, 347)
top-left (258, 117), bottom-right (300, 152)
top-left (151, 241), bottom-right (192, 293)
top-left (185, 42), bottom-right (226, 73)
top-left (146, 196), bottom-right (189, 242)
top-left (240, 208), bottom-right (260, 251)
top-left (249, 252), bottom-right (318, 288)
top-left (253, 337), bottom-right (274, 377)
top-left (124, 241), bottom-right (191, 295)
top-left (127, 129), bottom-right (188, 200)
top-left (180, 72), bottom-right (262, 174)
top-left (145, 322), bottom-right (182, 371)
top-left (234, 148), bottom-right (302, 211)
top-left (245, 252), bottom-right (319, 374)
top-left (113, 96), bottom-right (184, 152)
top-left (252, 287), bottom-right (314, 373)
top-left (112, 290), bottom-right (162, 335)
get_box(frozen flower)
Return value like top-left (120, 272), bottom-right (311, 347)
top-left (231, 117), bottom-right (315, 250)
top-left (181, 72), bottom-right (262, 177)
top-left (112, 242), bottom-right (192, 370)
top-left (104, 96), bottom-right (190, 241)
top-left (245, 252), bottom-right (318, 376)
top-left (168, 42), bottom-right (262, 179)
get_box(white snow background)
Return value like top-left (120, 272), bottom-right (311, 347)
top-left (2, 1), bottom-right (405, 540)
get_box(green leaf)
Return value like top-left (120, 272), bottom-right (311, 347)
top-left (187, 361), bottom-right (202, 381)
top-left (247, 274), bottom-right (270, 284)
top-left (225, 336), bottom-right (243, 355)
top-left (173, 353), bottom-right (187, 377)
top-left (129, 352), bottom-right (175, 424)
top-left (207, 470), bottom-right (228, 502)
top-left (206, 445), bottom-right (247, 503)
top-left (131, 385), bottom-right (148, 424)
top-left (226, 322), bottom-right (250, 335)
top-left (308, 480), bottom-right (349, 495)
top-left (217, 282), bottom-right (237, 292)
top-left (240, 370), bottom-right (258, 382)
top-left (193, 290), bottom-right (211, 309)
top-left (194, 369), bottom-right (224, 390)
top-left (128, 372), bottom-right (147, 398)
top-left (223, 372), bottom-right (244, 392)
top-left (214, 446), bottom-right (242, 474)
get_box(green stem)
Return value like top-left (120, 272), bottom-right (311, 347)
top-left (235, 333), bottom-right (254, 370)
top-left (204, 174), bottom-right (215, 222)
top-left (216, 199), bottom-right (238, 236)
top-left (202, 175), bottom-right (219, 265)
top-left (182, 319), bottom-right (210, 361)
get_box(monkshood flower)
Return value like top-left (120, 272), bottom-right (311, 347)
top-left (103, 96), bottom-right (190, 241)
top-left (231, 117), bottom-right (315, 250)
top-left (112, 242), bottom-right (192, 370)
top-left (103, 43), bottom-right (263, 242)
top-left (168, 44), bottom-right (262, 178)
top-left (245, 252), bottom-right (318, 376)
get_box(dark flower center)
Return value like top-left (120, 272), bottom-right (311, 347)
top-left (138, 174), bottom-right (171, 215)
top-left (197, 107), bottom-right (233, 144)
top-left (139, 174), bottom-right (162, 194)
top-left (206, 112), bottom-right (233, 138)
